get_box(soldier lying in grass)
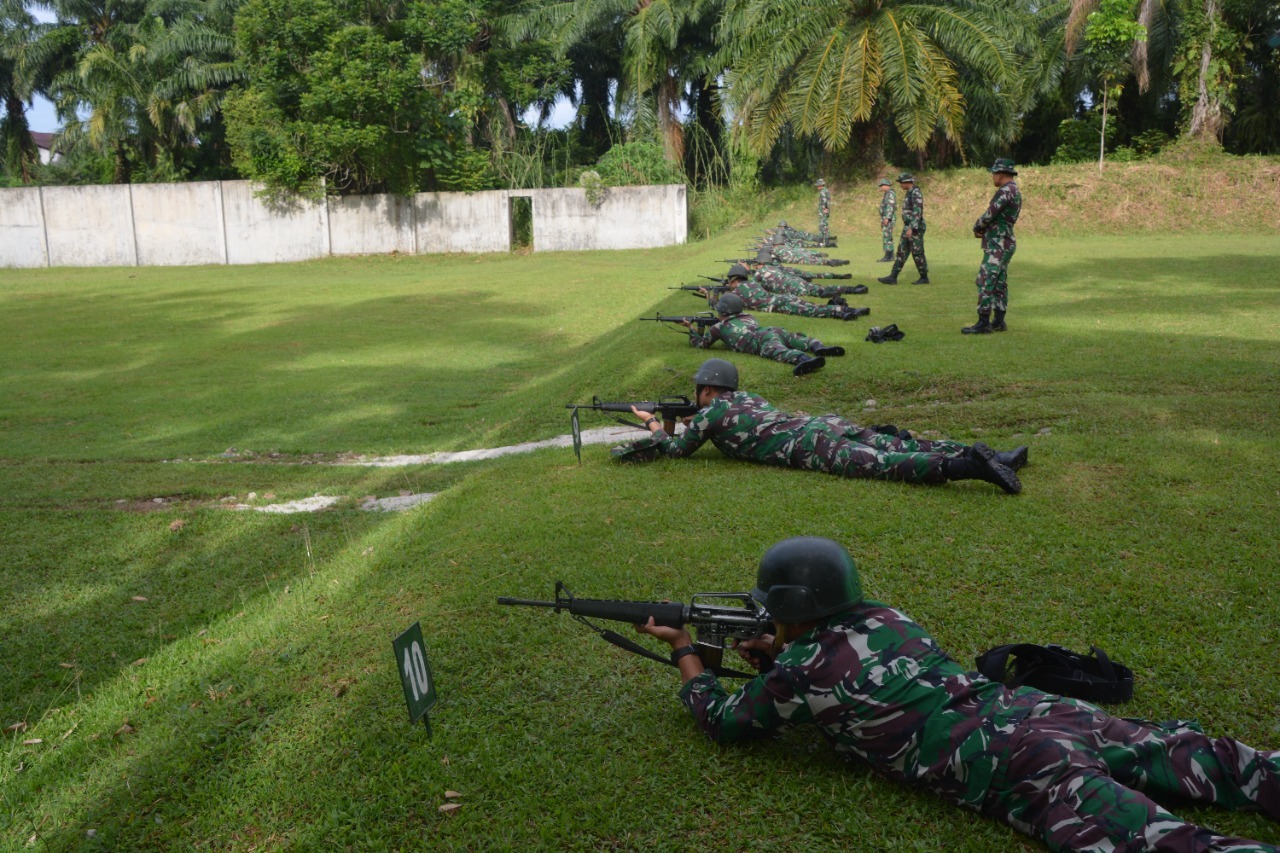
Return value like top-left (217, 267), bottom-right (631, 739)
top-left (613, 358), bottom-right (1026, 494)
top-left (637, 537), bottom-right (1280, 853)
top-left (684, 293), bottom-right (838, 378)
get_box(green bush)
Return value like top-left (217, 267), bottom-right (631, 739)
top-left (595, 141), bottom-right (685, 187)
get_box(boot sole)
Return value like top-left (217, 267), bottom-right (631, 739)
top-left (813, 347), bottom-right (845, 357)
top-left (793, 356), bottom-right (826, 377)
top-left (971, 443), bottom-right (1022, 494)
top-left (999, 446), bottom-right (1029, 470)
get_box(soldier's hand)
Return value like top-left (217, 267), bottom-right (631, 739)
top-left (734, 636), bottom-right (776, 672)
top-left (696, 287), bottom-right (709, 297)
top-left (635, 616), bottom-right (692, 648)
top-left (973, 230), bottom-right (983, 239)
top-left (904, 228), bottom-right (913, 238)
top-left (679, 319), bottom-right (692, 328)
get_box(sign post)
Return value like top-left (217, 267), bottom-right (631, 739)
top-left (392, 622), bottom-right (437, 735)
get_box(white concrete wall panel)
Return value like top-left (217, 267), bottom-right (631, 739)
top-left (42, 184), bottom-right (136, 267)
top-left (131, 181), bottom-right (226, 266)
top-left (529, 184), bottom-right (686, 251)
top-left (414, 191), bottom-right (510, 253)
top-left (220, 181), bottom-right (328, 264)
top-left (329, 194), bottom-right (415, 255)
top-left (0, 188), bottom-right (49, 268)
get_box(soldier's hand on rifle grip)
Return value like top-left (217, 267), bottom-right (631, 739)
top-left (735, 636), bottom-right (776, 672)
top-left (629, 406), bottom-right (660, 433)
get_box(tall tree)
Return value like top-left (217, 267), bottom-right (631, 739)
top-left (715, 0), bottom-right (1020, 159)
top-left (1084, 0), bottom-right (1146, 170)
top-left (0, 0), bottom-right (39, 181)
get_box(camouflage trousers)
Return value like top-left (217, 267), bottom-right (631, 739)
top-left (818, 210), bottom-right (830, 238)
top-left (775, 246), bottom-right (843, 267)
top-left (746, 294), bottom-right (845, 320)
top-left (976, 237), bottom-right (1016, 314)
top-left (789, 416), bottom-right (970, 484)
top-left (755, 329), bottom-right (822, 366)
top-left (761, 278), bottom-right (842, 299)
top-left (891, 227), bottom-right (928, 278)
top-left (881, 218), bottom-right (896, 254)
top-left (987, 698), bottom-right (1280, 852)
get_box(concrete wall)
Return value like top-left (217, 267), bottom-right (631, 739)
top-left (329, 194), bottom-right (415, 256)
top-left (42, 184), bottom-right (137, 267)
top-left (0, 180), bottom-right (686, 268)
top-left (415, 191), bottom-right (511, 254)
top-left (131, 181), bottom-right (227, 266)
top-left (528, 184), bottom-right (687, 252)
top-left (0, 188), bottom-right (49, 268)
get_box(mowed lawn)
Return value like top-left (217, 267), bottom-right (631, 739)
top-left (1, 229), bottom-right (1278, 851)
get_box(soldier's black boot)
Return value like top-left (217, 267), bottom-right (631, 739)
top-left (876, 252), bottom-right (893, 263)
top-left (962, 313), bottom-right (993, 335)
top-left (826, 296), bottom-right (848, 307)
top-left (912, 275), bottom-right (930, 285)
top-left (839, 285), bottom-right (869, 295)
top-left (992, 310), bottom-right (1007, 332)
top-left (811, 342), bottom-right (846, 357)
top-left (996, 446), bottom-right (1028, 470)
top-left (828, 259), bottom-right (850, 266)
top-left (877, 270), bottom-right (900, 284)
top-left (792, 355), bottom-right (826, 377)
top-left (943, 444), bottom-right (1021, 494)
top-left (840, 306), bottom-right (871, 320)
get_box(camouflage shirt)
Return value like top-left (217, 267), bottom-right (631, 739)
top-left (974, 181), bottom-right (1021, 247)
top-left (679, 602), bottom-right (1044, 809)
top-left (879, 189), bottom-right (897, 221)
top-left (901, 186), bottom-right (925, 231)
top-left (688, 314), bottom-right (766, 351)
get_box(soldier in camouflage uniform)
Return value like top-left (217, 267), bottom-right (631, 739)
top-left (750, 259), bottom-right (857, 301)
top-left (964, 159), bottom-right (1022, 335)
top-left (686, 293), bottom-right (838, 377)
top-left (709, 265), bottom-right (868, 322)
top-left (774, 221), bottom-right (827, 246)
top-left (754, 247), bottom-right (851, 281)
top-left (816, 178), bottom-right (831, 241)
top-left (614, 359), bottom-right (1025, 493)
top-left (638, 537), bottom-right (1280, 853)
top-left (877, 178), bottom-right (897, 262)
top-left (764, 236), bottom-right (850, 267)
top-left (878, 173), bottom-right (929, 285)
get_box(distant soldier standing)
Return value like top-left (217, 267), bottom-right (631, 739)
top-left (686, 293), bottom-right (841, 377)
top-left (878, 173), bottom-right (928, 285)
top-left (816, 179), bottom-right (831, 241)
top-left (876, 178), bottom-right (896, 262)
top-left (964, 159), bottom-right (1022, 335)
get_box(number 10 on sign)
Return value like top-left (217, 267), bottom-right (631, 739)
top-left (392, 622), bottom-right (437, 735)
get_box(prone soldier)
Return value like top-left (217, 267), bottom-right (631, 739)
top-left (686, 293), bottom-right (842, 377)
top-left (707, 265), bottom-right (869, 322)
top-left (613, 358), bottom-right (1027, 494)
top-left (638, 537), bottom-right (1280, 853)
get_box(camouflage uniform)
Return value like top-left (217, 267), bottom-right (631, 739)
top-left (680, 603), bottom-right (1280, 852)
top-left (633, 391), bottom-right (970, 483)
top-left (817, 183), bottom-right (832, 238)
top-left (778, 225), bottom-right (825, 244)
top-left (688, 314), bottom-right (825, 367)
top-left (778, 264), bottom-right (846, 281)
top-left (973, 180), bottom-right (1021, 315)
top-left (879, 186), bottom-right (898, 256)
top-left (725, 280), bottom-right (847, 320)
top-left (889, 185), bottom-right (928, 279)
top-left (753, 265), bottom-right (844, 299)
top-left (771, 244), bottom-right (846, 267)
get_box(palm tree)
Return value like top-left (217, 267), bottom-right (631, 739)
top-left (715, 0), bottom-right (1021, 157)
top-left (1, 0), bottom-right (40, 181)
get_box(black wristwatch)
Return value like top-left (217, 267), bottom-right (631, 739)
top-left (670, 645), bottom-right (700, 664)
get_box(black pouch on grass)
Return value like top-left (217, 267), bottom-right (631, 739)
top-left (865, 323), bottom-right (905, 343)
top-left (975, 643), bottom-right (1134, 704)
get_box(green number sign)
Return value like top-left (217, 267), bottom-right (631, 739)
top-left (392, 622), bottom-right (437, 734)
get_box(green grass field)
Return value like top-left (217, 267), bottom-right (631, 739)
top-left (2, 218), bottom-right (1279, 850)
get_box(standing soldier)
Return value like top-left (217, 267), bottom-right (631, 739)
top-left (876, 178), bottom-right (896, 262)
top-left (816, 179), bottom-right (831, 242)
top-left (877, 173), bottom-right (929, 285)
top-left (964, 159), bottom-right (1022, 335)
top-left (686, 293), bottom-right (842, 377)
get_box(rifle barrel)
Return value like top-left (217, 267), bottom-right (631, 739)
top-left (497, 597), bottom-right (558, 608)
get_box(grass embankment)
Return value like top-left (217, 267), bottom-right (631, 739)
top-left (2, 161), bottom-right (1279, 849)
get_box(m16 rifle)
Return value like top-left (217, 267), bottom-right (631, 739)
top-left (498, 581), bottom-right (774, 677)
top-left (670, 283), bottom-right (729, 299)
top-left (563, 395), bottom-right (702, 461)
top-left (639, 312), bottom-right (720, 332)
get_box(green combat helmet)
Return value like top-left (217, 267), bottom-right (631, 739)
top-left (990, 158), bottom-right (1018, 175)
top-left (754, 247), bottom-right (773, 265)
top-left (726, 263), bottom-right (752, 280)
top-left (693, 358), bottom-right (738, 391)
top-left (752, 537), bottom-right (863, 624)
top-left (878, 178), bottom-right (892, 187)
top-left (896, 172), bottom-right (916, 184)
top-left (715, 293), bottom-right (745, 315)
top-left (815, 178), bottom-right (826, 187)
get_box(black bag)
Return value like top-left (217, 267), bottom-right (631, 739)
top-left (975, 643), bottom-right (1134, 704)
top-left (865, 323), bottom-right (905, 343)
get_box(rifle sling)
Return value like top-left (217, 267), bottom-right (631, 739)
top-left (597, 629), bottom-right (758, 680)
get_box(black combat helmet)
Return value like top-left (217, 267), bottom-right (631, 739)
top-left (692, 358), bottom-right (738, 391)
top-left (752, 537), bottom-right (863, 623)
top-left (715, 293), bottom-right (745, 315)
top-left (754, 247), bottom-right (773, 265)
top-left (726, 263), bottom-right (751, 280)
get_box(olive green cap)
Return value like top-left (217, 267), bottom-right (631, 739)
top-left (896, 172), bottom-right (915, 184)
top-left (989, 158), bottom-right (1018, 175)
top-left (877, 178), bottom-right (892, 187)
